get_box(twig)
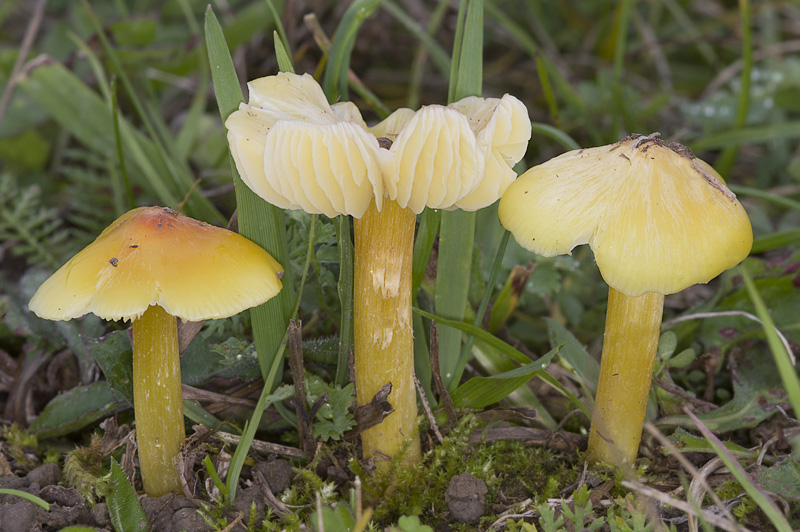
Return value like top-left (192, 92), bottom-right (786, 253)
top-left (211, 430), bottom-right (304, 459)
top-left (414, 373), bottom-right (443, 444)
top-left (0, 0), bottom-right (47, 126)
top-left (622, 480), bottom-right (753, 532)
top-left (254, 470), bottom-right (292, 518)
top-left (181, 384), bottom-right (256, 408)
top-left (652, 377), bottom-right (718, 410)
top-left (428, 323), bottom-right (457, 429)
top-left (643, 423), bottom-right (742, 532)
top-left (287, 320), bottom-right (316, 459)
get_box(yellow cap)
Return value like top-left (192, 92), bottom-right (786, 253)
top-left (498, 134), bottom-right (753, 296)
top-left (29, 206), bottom-right (284, 322)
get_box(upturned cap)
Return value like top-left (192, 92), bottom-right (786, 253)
top-left (28, 206), bottom-right (284, 322)
top-left (225, 72), bottom-right (531, 217)
top-left (498, 134), bottom-right (753, 297)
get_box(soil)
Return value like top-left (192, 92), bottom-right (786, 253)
top-left (445, 473), bottom-right (487, 524)
top-left (0, 457), bottom-right (296, 532)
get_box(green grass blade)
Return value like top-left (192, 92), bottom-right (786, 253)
top-left (322, 0), bottom-right (381, 103)
top-left (448, 0), bottom-right (483, 102)
top-left (691, 122), bottom-right (800, 151)
top-left (451, 348), bottom-right (558, 409)
top-left (226, 334), bottom-right (291, 503)
top-left (436, 210), bottom-right (476, 391)
top-left (531, 122), bottom-right (581, 151)
top-left (686, 410), bottom-right (792, 532)
top-left (453, 231), bottom-right (510, 385)
top-left (407, 0), bottom-right (450, 109)
top-left (19, 61), bottom-right (180, 208)
top-left (411, 208), bottom-right (440, 298)
top-left (484, 1), bottom-right (595, 142)
top-left (437, 0), bottom-right (484, 391)
top-left (381, 0), bottom-right (451, 78)
top-left (110, 78), bottom-right (135, 210)
top-left (611, 0), bottom-right (634, 135)
top-left (205, 6), bottom-right (294, 381)
top-left (413, 307), bottom-right (531, 365)
top-left (740, 267), bottom-right (800, 416)
top-left (750, 229), bottom-right (800, 253)
top-left (80, 0), bottom-right (224, 225)
top-left (274, 31), bottom-right (295, 73)
top-left (535, 54), bottom-right (559, 126)
top-left (266, 0), bottom-right (290, 60)
top-left (335, 216), bottom-right (355, 388)
top-left (729, 184), bottom-right (800, 211)
top-left (0, 489), bottom-right (50, 511)
top-left (715, 0), bottom-right (753, 177)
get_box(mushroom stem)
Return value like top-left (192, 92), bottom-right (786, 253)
top-left (354, 199), bottom-right (421, 464)
top-left (587, 288), bottom-right (664, 465)
top-left (132, 305), bottom-right (185, 496)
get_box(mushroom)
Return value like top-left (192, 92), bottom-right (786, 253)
top-left (225, 72), bottom-right (531, 463)
top-left (498, 133), bottom-right (752, 465)
top-left (28, 206), bottom-right (283, 495)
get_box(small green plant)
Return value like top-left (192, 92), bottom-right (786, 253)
top-left (559, 485), bottom-right (604, 531)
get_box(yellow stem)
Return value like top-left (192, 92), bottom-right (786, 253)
top-left (132, 305), bottom-right (185, 496)
top-left (587, 288), bottom-right (664, 466)
top-left (354, 199), bottom-right (421, 463)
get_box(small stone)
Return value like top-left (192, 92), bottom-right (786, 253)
top-left (26, 463), bottom-right (61, 487)
top-left (231, 484), bottom-right (265, 519)
top-left (252, 458), bottom-right (292, 493)
top-left (40, 485), bottom-right (83, 507)
top-left (446, 473), bottom-right (487, 524)
top-left (93, 502), bottom-right (111, 527)
top-left (0, 500), bottom-right (38, 532)
top-left (172, 507), bottom-right (213, 532)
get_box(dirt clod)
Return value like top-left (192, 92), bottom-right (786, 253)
top-left (26, 463), bottom-right (61, 487)
top-left (253, 458), bottom-right (293, 493)
top-left (446, 473), bottom-right (487, 523)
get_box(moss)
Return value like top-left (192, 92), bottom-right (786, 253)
top-left (356, 416), bottom-right (581, 528)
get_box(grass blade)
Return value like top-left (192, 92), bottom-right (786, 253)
top-left (740, 267), bottom-right (800, 415)
top-left (715, 0), bottom-right (753, 177)
top-left (335, 216), bottom-right (355, 388)
top-left (322, 0), bottom-right (381, 103)
top-left (274, 31), bottom-right (295, 74)
top-left (437, 0), bottom-right (484, 391)
top-left (205, 6), bottom-right (294, 381)
top-left (452, 348), bottom-right (558, 409)
top-left (381, 0), bottom-right (451, 78)
top-left (686, 410), bottom-right (792, 532)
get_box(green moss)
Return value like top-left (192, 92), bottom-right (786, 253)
top-left (356, 416), bottom-right (580, 528)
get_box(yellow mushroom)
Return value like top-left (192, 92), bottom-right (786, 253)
top-left (225, 72), bottom-right (531, 463)
top-left (498, 133), bottom-right (752, 466)
top-left (29, 206), bottom-right (283, 495)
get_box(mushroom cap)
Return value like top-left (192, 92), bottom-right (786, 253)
top-left (226, 72), bottom-right (385, 218)
top-left (28, 206), bottom-right (284, 322)
top-left (498, 134), bottom-right (753, 297)
top-left (226, 72), bottom-right (532, 217)
top-left (371, 94), bottom-right (532, 213)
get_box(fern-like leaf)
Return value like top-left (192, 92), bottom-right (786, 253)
top-left (0, 174), bottom-right (71, 270)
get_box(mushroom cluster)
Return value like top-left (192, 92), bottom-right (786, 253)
top-left (29, 206), bottom-right (284, 495)
top-left (499, 133), bottom-right (752, 466)
top-left (226, 72), bottom-right (531, 462)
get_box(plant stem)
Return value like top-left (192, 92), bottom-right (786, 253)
top-left (587, 288), bottom-right (664, 466)
top-left (354, 200), bottom-right (421, 463)
top-left (132, 305), bottom-right (184, 496)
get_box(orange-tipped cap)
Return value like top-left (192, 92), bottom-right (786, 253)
top-left (29, 206), bottom-right (283, 322)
